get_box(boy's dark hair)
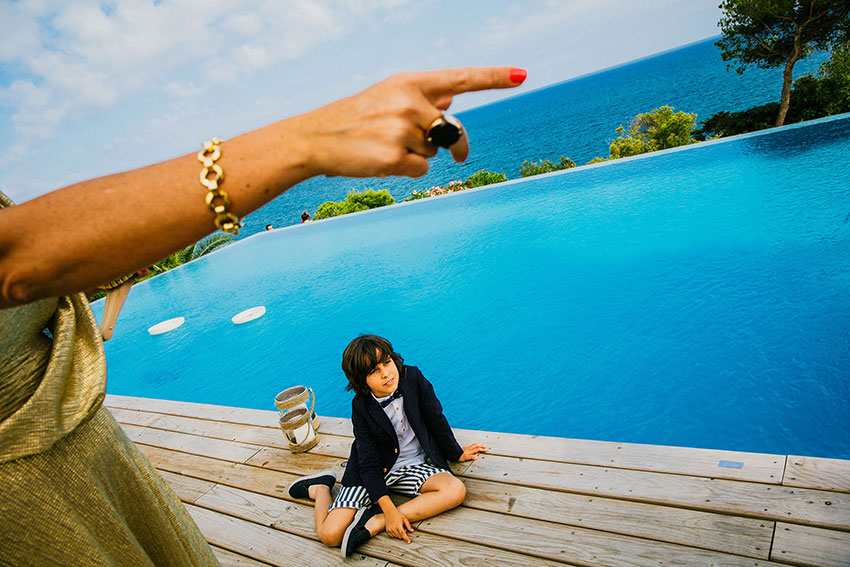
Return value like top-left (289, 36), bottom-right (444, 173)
top-left (301, 211), bottom-right (310, 221)
top-left (342, 335), bottom-right (404, 396)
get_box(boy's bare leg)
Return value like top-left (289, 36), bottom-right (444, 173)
top-left (308, 485), bottom-right (357, 547)
top-left (363, 473), bottom-right (465, 536)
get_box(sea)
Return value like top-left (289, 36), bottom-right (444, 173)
top-left (95, 36), bottom-right (848, 458)
top-left (243, 36), bottom-right (828, 234)
top-left (97, 113), bottom-right (850, 459)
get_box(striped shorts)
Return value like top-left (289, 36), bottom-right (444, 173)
top-left (328, 462), bottom-right (450, 511)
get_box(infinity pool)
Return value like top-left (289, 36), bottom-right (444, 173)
top-left (95, 114), bottom-right (850, 459)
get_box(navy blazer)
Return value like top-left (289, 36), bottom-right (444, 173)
top-left (340, 365), bottom-right (463, 503)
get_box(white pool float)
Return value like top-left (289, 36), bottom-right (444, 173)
top-left (232, 306), bottom-right (266, 325)
top-left (148, 317), bottom-right (185, 335)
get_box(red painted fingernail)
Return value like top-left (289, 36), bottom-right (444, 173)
top-left (509, 68), bottom-right (527, 84)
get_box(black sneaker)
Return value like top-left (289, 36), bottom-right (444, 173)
top-left (287, 468), bottom-right (337, 500)
top-left (340, 505), bottom-right (378, 558)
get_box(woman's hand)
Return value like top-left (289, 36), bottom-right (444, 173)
top-left (383, 507), bottom-right (414, 543)
top-left (0, 66), bottom-right (525, 308)
top-left (290, 67), bottom-right (526, 179)
top-left (458, 442), bottom-right (488, 462)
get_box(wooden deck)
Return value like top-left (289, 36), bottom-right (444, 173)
top-left (105, 394), bottom-right (850, 567)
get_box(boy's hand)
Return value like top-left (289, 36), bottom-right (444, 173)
top-left (458, 442), bottom-right (488, 462)
top-left (384, 507), bottom-right (414, 543)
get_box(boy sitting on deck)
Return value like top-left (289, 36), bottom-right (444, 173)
top-left (288, 334), bottom-right (487, 558)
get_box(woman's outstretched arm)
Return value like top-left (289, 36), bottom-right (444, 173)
top-left (0, 67), bottom-right (525, 308)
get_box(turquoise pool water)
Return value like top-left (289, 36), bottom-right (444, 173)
top-left (95, 114), bottom-right (850, 459)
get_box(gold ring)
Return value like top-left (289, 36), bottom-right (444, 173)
top-left (426, 113), bottom-right (463, 148)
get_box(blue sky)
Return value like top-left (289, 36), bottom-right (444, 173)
top-left (0, 1), bottom-right (722, 203)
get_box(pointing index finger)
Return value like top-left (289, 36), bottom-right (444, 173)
top-left (417, 67), bottom-right (526, 102)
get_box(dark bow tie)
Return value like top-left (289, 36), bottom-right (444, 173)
top-left (379, 390), bottom-right (402, 408)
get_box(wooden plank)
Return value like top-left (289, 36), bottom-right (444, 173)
top-left (771, 523), bottom-right (850, 567)
top-left (242, 444), bottom-right (467, 480)
top-left (144, 414), bottom-right (292, 449)
top-left (120, 399), bottom-right (848, 566)
top-left (197, 483), bottom-right (324, 540)
top-left (158, 469), bottom-right (216, 504)
top-left (106, 394), bottom-right (279, 426)
top-left (195, 483), bottom-right (565, 567)
top-left (460, 477), bottom-right (773, 559)
top-left (108, 395), bottom-right (786, 482)
top-left (147, 443), bottom-right (771, 561)
top-left (140, 445), bottom-right (303, 500)
top-left (212, 546), bottom-right (276, 567)
top-left (421, 506), bottom-right (789, 567)
top-left (152, 449), bottom-right (771, 565)
top-left (355, 528), bottom-right (565, 567)
top-left (157, 465), bottom-right (226, 505)
top-left (107, 406), bottom-right (162, 427)
top-left (785, 456), bottom-right (850, 493)
top-left (115, 394), bottom-right (850, 562)
top-left (105, 394), bottom-right (353, 436)
top-left (463, 454), bottom-right (850, 530)
top-left (117, 396), bottom-right (848, 528)
top-left (113, 410), bottom-right (354, 459)
top-left (246, 447), bottom-right (349, 476)
top-left (121, 423), bottom-right (263, 463)
top-left (145, 445), bottom-right (412, 518)
top-left (453, 430), bottom-right (785, 484)
top-left (186, 504), bottom-right (385, 567)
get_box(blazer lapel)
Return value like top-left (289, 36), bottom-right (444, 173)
top-left (367, 398), bottom-right (396, 439)
top-left (399, 366), bottom-right (416, 421)
top-left (399, 367), bottom-right (424, 443)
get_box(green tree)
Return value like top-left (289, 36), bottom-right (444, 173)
top-left (820, 39), bottom-right (850, 78)
top-left (519, 156), bottom-right (576, 177)
top-left (313, 189), bottom-right (395, 220)
top-left (696, 45), bottom-right (850, 139)
top-left (150, 234), bottom-right (234, 276)
top-left (608, 106), bottom-right (699, 159)
top-left (790, 72), bottom-right (850, 120)
top-left (819, 39), bottom-right (850, 102)
top-left (695, 104), bottom-right (778, 138)
top-left (464, 170), bottom-right (507, 188)
top-left (717, 0), bottom-right (850, 126)
top-left (315, 200), bottom-right (344, 219)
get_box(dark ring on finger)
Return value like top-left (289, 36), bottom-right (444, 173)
top-left (426, 114), bottom-right (464, 148)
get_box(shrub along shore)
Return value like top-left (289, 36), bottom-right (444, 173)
top-left (313, 55), bottom-right (850, 221)
top-left (100, 51), bottom-right (846, 297)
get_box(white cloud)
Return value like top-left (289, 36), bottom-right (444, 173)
top-left (0, 6), bottom-right (43, 61)
top-left (0, 0), bottom-right (721, 203)
top-left (471, 0), bottom-right (622, 51)
top-left (0, 0), bottom-right (412, 144)
top-left (222, 12), bottom-right (264, 35)
top-left (236, 44), bottom-right (275, 70)
top-left (0, 79), bottom-right (65, 139)
top-left (162, 81), bottom-right (201, 98)
top-left (0, 142), bottom-right (31, 171)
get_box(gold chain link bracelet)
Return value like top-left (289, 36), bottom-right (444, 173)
top-left (198, 137), bottom-right (242, 235)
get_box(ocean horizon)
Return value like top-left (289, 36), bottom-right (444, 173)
top-left (245, 36), bottom-right (827, 235)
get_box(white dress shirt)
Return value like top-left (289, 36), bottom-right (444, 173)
top-left (373, 392), bottom-right (426, 472)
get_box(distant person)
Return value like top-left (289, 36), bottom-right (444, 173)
top-left (301, 211), bottom-right (312, 223)
top-left (288, 334), bottom-right (487, 557)
top-left (0, 66), bottom-right (525, 565)
top-left (265, 224), bottom-right (274, 231)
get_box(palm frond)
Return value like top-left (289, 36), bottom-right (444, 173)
top-left (190, 233), bottom-right (233, 260)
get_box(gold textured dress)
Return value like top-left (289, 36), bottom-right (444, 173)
top-left (0, 191), bottom-right (218, 566)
